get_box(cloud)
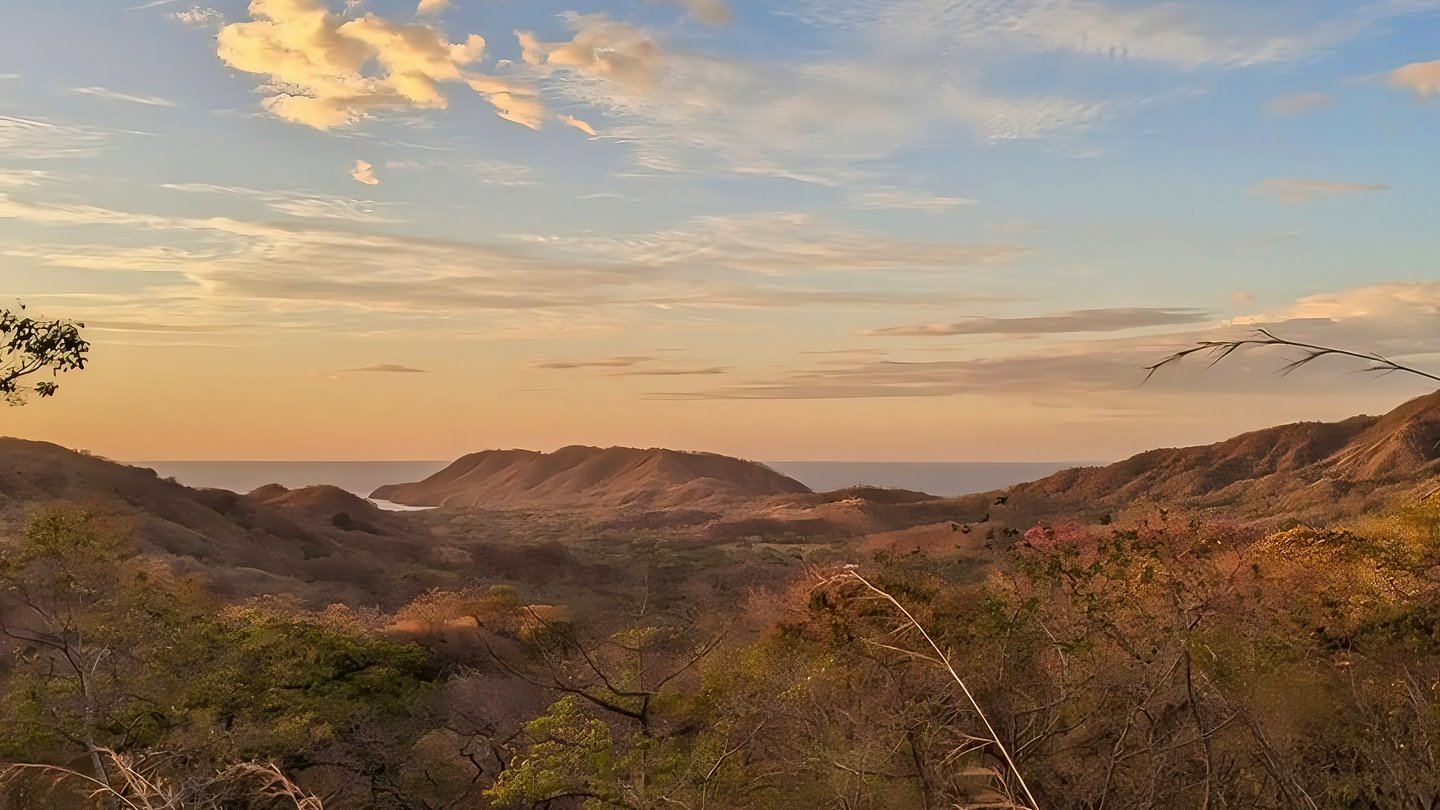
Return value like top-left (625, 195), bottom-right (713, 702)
top-left (3, 195), bottom-right (1000, 340)
top-left (558, 114), bottom-right (597, 136)
top-left (850, 188), bottom-right (978, 212)
top-left (514, 16), bottom-right (1106, 182)
top-left (533, 354), bottom-right (726, 376)
top-left (1250, 178), bottom-right (1389, 204)
top-left (519, 15), bottom-right (666, 90)
top-left (649, 0), bottom-right (731, 25)
top-left (655, 282), bottom-right (1440, 402)
top-left (215, 0), bottom-right (533, 129)
top-left (865, 308), bottom-right (1213, 337)
top-left (464, 76), bottom-right (546, 129)
top-left (615, 366), bottom-right (728, 376)
top-left (469, 159), bottom-right (533, 186)
top-left (534, 356), bottom-right (656, 370)
top-left (71, 86), bottom-right (175, 107)
top-left (0, 169), bottom-right (51, 188)
top-left (1388, 60), bottom-right (1440, 96)
top-left (1266, 92), bottom-right (1332, 116)
top-left (791, 0), bottom-right (1440, 71)
top-left (415, 0), bottom-right (449, 15)
top-left (343, 363), bottom-right (428, 372)
top-left (160, 182), bottom-right (399, 222)
top-left (351, 159), bottom-right (379, 185)
top-left (172, 6), bottom-right (222, 25)
top-left (128, 0), bottom-right (181, 9)
top-left (511, 212), bottom-right (1026, 274)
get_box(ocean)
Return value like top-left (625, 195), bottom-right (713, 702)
top-left (136, 459), bottom-right (1093, 500)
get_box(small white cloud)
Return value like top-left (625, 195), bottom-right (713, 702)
top-left (71, 86), bottom-right (174, 107)
top-left (1388, 60), bottom-right (1440, 97)
top-left (172, 6), bottom-right (222, 25)
top-left (1266, 92), bottom-right (1332, 116)
top-left (416, 0), bottom-right (450, 15)
top-left (1250, 178), bottom-right (1388, 204)
top-left (558, 114), bottom-right (598, 136)
top-left (351, 159), bottom-right (380, 186)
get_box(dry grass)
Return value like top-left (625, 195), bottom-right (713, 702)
top-left (0, 749), bottom-right (322, 809)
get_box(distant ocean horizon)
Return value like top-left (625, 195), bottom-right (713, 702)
top-left (134, 459), bottom-right (1102, 500)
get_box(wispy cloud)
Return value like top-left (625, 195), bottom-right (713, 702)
top-left (657, 283), bottom-right (1440, 401)
top-left (160, 182), bottom-right (400, 222)
top-left (791, 0), bottom-right (1440, 71)
top-left (0, 114), bottom-right (112, 160)
top-left (534, 355), bottom-right (727, 376)
top-left (511, 212), bottom-right (1025, 275)
top-left (615, 366), bottom-right (728, 376)
top-left (865, 308), bottom-right (1213, 337)
top-left (469, 159), bottom-right (534, 186)
top-left (849, 188), bottom-right (979, 212)
top-left (1, 195), bottom-right (1000, 339)
top-left (1266, 92), bottom-right (1332, 116)
top-left (71, 86), bottom-right (174, 107)
top-left (1250, 178), bottom-right (1389, 204)
top-left (514, 14), bottom-right (1106, 183)
top-left (342, 363), bottom-right (429, 373)
top-left (534, 356), bottom-right (657, 370)
top-left (649, 0), bottom-right (731, 25)
top-left (0, 169), bottom-right (51, 188)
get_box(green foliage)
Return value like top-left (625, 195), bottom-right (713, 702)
top-left (0, 302), bottom-right (89, 404)
top-left (0, 508), bottom-right (437, 796)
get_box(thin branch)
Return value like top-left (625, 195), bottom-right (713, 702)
top-left (832, 571), bottom-right (1041, 810)
top-left (1143, 328), bottom-right (1440, 386)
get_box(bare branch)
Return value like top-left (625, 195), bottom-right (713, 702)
top-left (1143, 328), bottom-right (1440, 386)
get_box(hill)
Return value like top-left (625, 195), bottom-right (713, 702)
top-left (1001, 389), bottom-right (1440, 522)
top-left (372, 445), bottom-right (813, 509)
top-left (0, 438), bottom-right (439, 605)
top-left (248, 483), bottom-right (411, 535)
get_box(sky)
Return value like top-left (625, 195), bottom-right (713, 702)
top-left (3, 0), bottom-right (1440, 462)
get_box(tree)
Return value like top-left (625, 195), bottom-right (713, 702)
top-left (1, 302), bottom-right (90, 405)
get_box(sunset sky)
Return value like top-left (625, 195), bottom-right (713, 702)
top-left (4, 0), bottom-right (1440, 462)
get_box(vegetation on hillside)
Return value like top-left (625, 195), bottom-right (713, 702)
top-left (5, 499), bottom-right (1440, 808)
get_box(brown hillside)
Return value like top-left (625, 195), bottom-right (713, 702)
top-left (1002, 390), bottom-right (1440, 522)
top-left (0, 439), bottom-right (436, 605)
top-left (372, 445), bottom-right (812, 509)
top-left (248, 483), bottom-right (410, 535)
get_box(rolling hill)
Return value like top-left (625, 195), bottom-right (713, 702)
top-left (372, 445), bottom-right (813, 509)
top-left (1001, 389), bottom-right (1440, 522)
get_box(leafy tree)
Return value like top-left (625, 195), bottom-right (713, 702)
top-left (0, 302), bottom-right (89, 405)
